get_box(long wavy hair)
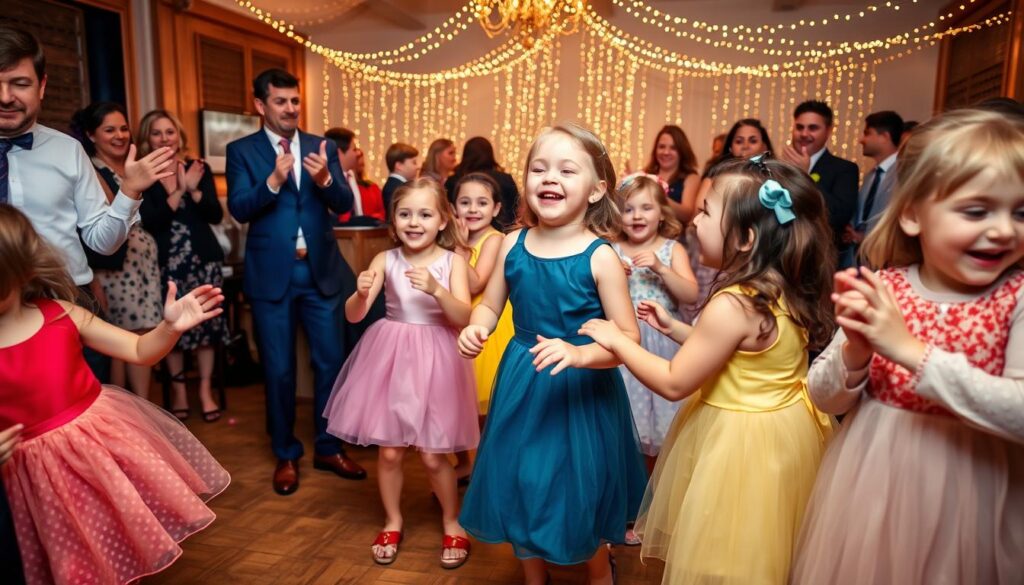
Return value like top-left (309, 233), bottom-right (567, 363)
top-left (136, 109), bottom-right (189, 157)
top-left (0, 205), bottom-right (80, 309)
top-left (861, 107), bottom-right (1024, 270)
top-left (644, 125), bottom-right (698, 186)
top-left (422, 138), bottom-right (456, 179)
top-left (518, 123), bottom-right (622, 242)
top-left (387, 178), bottom-right (468, 253)
top-left (452, 136), bottom-right (503, 178)
top-left (703, 157), bottom-right (836, 350)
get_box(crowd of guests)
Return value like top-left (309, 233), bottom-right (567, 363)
top-left (2, 21), bottom-right (1024, 585)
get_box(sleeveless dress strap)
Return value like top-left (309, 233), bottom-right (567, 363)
top-left (35, 298), bottom-right (65, 321)
top-left (583, 238), bottom-right (608, 257)
top-left (514, 228), bottom-right (529, 246)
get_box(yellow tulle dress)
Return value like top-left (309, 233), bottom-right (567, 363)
top-left (470, 228), bottom-right (514, 414)
top-left (635, 286), bottom-right (834, 585)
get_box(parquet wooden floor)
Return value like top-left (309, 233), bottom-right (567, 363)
top-left (143, 385), bottom-right (666, 585)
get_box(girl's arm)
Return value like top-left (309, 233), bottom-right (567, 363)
top-left (581, 292), bottom-right (752, 401)
top-left (466, 233), bottom-right (503, 295)
top-left (64, 283), bottom-right (223, 366)
top-left (458, 231), bottom-right (515, 358)
top-left (529, 245), bottom-right (640, 374)
top-left (410, 253), bottom-right (472, 327)
top-left (345, 251), bottom-right (386, 323)
top-left (637, 299), bottom-right (693, 345)
top-left (660, 241), bottom-right (700, 305)
top-left (807, 330), bottom-right (869, 415)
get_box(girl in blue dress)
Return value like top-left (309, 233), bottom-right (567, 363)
top-left (458, 123), bottom-right (647, 585)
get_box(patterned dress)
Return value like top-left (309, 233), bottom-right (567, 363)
top-left (89, 159), bottom-right (163, 330)
top-left (793, 266), bottom-right (1024, 584)
top-left (612, 239), bottom-right (685, 456)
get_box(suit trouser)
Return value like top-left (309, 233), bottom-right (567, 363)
top-left (250, 258), bottom-right (346, 461)
top-left (0, 480), bottom-right (25, 585)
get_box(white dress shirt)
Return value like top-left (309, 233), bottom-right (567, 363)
top-left (345, 169), bottom-right (363, 216)
top-left (856, 152), bottom-right (898, 222)
top-left (6, 124), bottom-right (138, 285)
top-left (808, 147), bottom-right (827, 173)
top-left (263, 128), bottom-right (305, 250)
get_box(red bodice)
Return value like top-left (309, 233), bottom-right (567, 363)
top-left (867, 268), bottom-right (1024, 414)
top-left (0, 299), bottom-right (101, 438)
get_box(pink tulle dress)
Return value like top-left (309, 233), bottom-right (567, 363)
top-left (323, 248), bottom-right (479, 453)
top-left (0, 298), bottom-right (229, 585)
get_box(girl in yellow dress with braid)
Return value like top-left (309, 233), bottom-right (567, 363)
top-left (581, 156), bottom-right (836, 585)
top-left (452, 173), bottom-right (514, 480)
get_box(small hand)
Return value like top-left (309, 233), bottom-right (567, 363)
top-left (302, 140), bottom-right (332, 188)
top-left (171, 162), bottom-right (188, 197)
top-left (529, 335), bottom-right (582, 375)
top-left (406, 267), bottom-right (441, 297)
top-left (270, 152), bottom-right (295, 189)
top-left (0, 424), bottom-right (24, 465)
top-left (631, 250), bottom-right (663, 273)
top-left (162, 281), bottom-right (225, 333)
top-left (456, 217), bottom-right (469, 244)
top-left (636, 300), bottom-right (675, 336)
top-left (781, 143), bottom-right (812, 173)
top-left (833, 267), bottom-right (926, 370)
top-left (578, 318), bottom-right (625, 351)
top-left (458, 325), bottom-right (489, 358)
top-left (122, 144), bottom-right (176, 198)
top-left (356, 269), bottom-right (378, 298)
top-left (184, 160), bottom-right (205, 192)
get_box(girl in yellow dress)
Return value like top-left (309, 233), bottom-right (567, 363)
top-left (581, 156), bottom-right (836, 584)
top-left (452, 172), bottom-right (514, 481)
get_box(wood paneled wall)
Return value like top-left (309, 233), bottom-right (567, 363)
top-left (152, 0), bottom-right (304, 162)
top-left (935, 0), bottom-right (1024, 110)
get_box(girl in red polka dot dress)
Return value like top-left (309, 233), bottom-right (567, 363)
top-left (791, 108), bottom-right (1024, 584)
top-left (0, 206), bottom-right (230, 585)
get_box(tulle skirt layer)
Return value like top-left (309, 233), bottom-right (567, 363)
top-left (2, 386), bottom-right (229, 585)
top-left (791, 397), bottom-right (1024, 585)
top-left (636, 398), bottom-right (831, 585)
top-left (460, 337), bottom-right (647, 565)
top-left (324, 318), bottom-right (480, 453)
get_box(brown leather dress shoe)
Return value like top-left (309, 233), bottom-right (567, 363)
top-left (273, 459), bottom-right (299, 495)
top-left (313, 453), bottom-right (367, 480)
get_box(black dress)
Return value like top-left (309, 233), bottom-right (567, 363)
top-left (140, 160), bottom-right (228, 351)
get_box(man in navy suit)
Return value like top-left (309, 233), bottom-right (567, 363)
top-left (227, 68), bottom-right (366, 496)
top-left (781, 100), bottom-right (860, 265)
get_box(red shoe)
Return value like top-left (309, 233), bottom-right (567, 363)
top-left (372, 530), bottom-right (402, 565)
top-left (440, 534), bottom-right (471, 569)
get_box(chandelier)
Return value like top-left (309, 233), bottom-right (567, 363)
top-left (473, 0), bottom-right (586, 43)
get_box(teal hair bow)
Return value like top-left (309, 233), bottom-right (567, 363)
top-left (758, 179), bottom-right (796, 225)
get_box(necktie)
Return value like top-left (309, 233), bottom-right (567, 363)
top-left (278, 138), bottom-right (294, 184)
top-left (0, 133), bottom-right (34, 204)
top-left (860, 167), bottom-right (884, 224)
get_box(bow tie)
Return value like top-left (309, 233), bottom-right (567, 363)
top-left (0, 133), bottom-right (33, 150)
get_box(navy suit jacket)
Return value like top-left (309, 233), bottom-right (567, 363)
top-left (381, 176), bottom-right (404, 222)
top-left (810, 149), bottom-right (860, 255)
top-left (226, 130), bottom-right (355, 301)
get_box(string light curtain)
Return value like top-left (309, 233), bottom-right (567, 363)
top-left (237, 0), bottom-right (1012, 183)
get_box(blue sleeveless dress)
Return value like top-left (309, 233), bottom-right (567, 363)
top-left (460, 229), bottom-right (647, 565)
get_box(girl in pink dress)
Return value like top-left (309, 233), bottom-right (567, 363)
top-left (791, 108), bottom-right (1024, 584)
top-left (322, 178), bottom-right (478, 569)
top-left (0, 206), bottom-right (229, 585)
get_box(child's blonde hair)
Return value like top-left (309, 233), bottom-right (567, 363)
top-left (862, 108), bottom-right (1024, 269)
top-left (388, 178), bottom-right (468, 252)
top-left (617, 175), bottom-right (683, 240)
top-left (0, 205), bottom-right (80, 306)
top-left (704, 157), bottom-right (836, 350)
top-left (518, 123), bottom-right (622, 241)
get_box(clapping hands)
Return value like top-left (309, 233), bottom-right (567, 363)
top-left (831, 267), bottom-right (926, 370)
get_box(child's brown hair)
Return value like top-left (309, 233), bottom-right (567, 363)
top-left (617, 175), bottom-right (683, 240)
top-left (387, 178), bottom-right (468, 253)
top-left (518, 123), bottom-right (622, 241)
top-left (0, 205), bottom-right (80, 307)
